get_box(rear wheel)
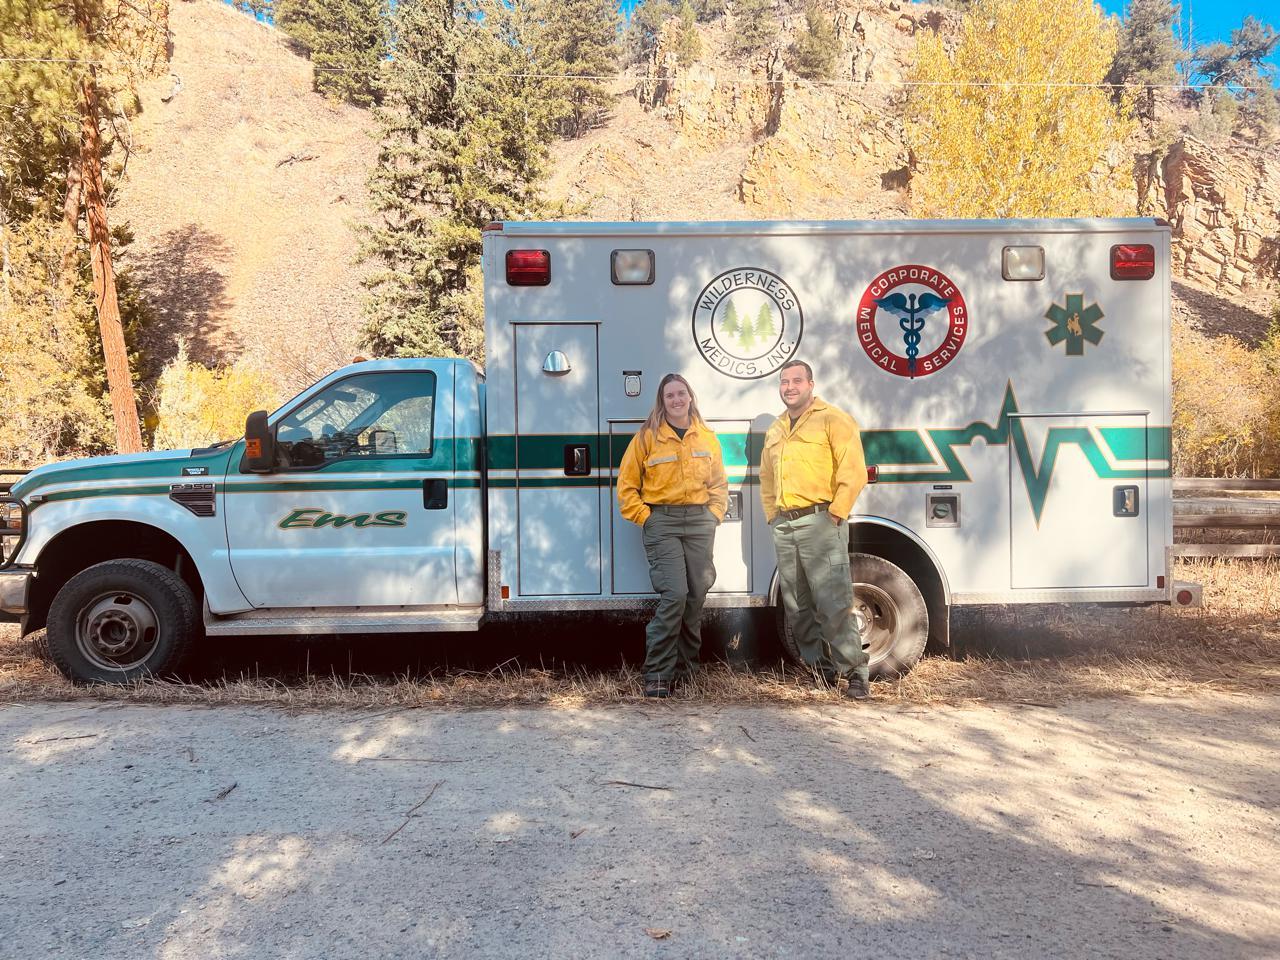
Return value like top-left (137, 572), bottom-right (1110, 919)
top-left (777, 552), bottom-right (929, 680)
top-left (46, 559), bottom-right (197, 684)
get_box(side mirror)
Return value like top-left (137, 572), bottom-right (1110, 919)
top-left (243, 410), bottom-right (276, 473)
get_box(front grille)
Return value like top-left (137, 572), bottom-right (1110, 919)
top-left (169, 483), bottom-right (216, 518)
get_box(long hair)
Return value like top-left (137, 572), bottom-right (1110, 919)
top-left (640, 373), bottom-right (705, 443)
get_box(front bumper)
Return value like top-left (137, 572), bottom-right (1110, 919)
top-left (0, 568), bottom-right (32, 618)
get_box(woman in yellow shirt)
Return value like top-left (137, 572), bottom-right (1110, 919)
top-left (617, 374), bottom-right (728, 698)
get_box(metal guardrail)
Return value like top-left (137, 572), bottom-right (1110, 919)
top-left (1172, 477), bottom-right (1280, 558)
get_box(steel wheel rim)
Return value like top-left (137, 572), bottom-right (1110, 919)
top-left (851, 581), bottom-right (900, 668)
top-left (75, 590), bottom-right (160, 672)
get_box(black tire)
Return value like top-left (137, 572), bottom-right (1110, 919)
top-left (777, 552), bottom-right (929, 680)
top-left (46, 559), bottom-right (198, 684)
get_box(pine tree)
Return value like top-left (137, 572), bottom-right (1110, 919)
top-left (528, 0), bottom-right (620, 137)
top-left (720, 299), bottom-right (741, 342)
top-left (737, 305), bottom-right (757, 349)
top-left (0, 0), bottom-right (162, 454)
top-left (906, 0), bottom-right (1133, 218)
top-left (730, 0), bottom-right (776, 60)
top-left (669, 1), bottom-right (702, 67)
top-left (787, 1), bottom-right (840, 81)
top-left (274, 0), bottom-right (387, 107)
top-left (755, 302), bottom-right (776, 340)
top-left (627, 0), bottom-right (675, 63)
top-left (1198, 16), bottom-right (1280, 140)
top-left (1106, 0), bottom-right (1182, 119)
top-left (361, 0), bottom-right (559, 362)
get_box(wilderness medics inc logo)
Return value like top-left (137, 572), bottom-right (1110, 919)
top-left (692, 268), bottom-right (803, 379)
top-left (856, 265), bottom-right (969, 379)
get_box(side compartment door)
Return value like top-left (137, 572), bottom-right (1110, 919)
top-left (515, 323), bottom-right (602, 596)
top-left (1009, 413), bottom-right (1150, 589)
top-left (225, 368), bottom-right (458, 608)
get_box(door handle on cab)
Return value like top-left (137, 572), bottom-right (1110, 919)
top-left (423, 478), bottom-right (448, 509)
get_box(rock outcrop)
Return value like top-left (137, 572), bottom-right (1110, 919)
top-left (1156, 138), bottom-right (1280, 295)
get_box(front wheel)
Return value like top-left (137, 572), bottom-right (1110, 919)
top-left (46, 559), bottom-right (198, 684)
top-left (777, 553), bottom-right (929, 680)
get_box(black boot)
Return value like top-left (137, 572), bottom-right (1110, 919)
top-left (843, 677), bottom-right (871, 701)
top-left (643, 678), bottom-right (671, 699)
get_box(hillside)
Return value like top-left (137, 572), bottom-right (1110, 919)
top-left (112, 0), bottom-right (1280, 394)
top-left (116, 0), bottom-right (376, 390)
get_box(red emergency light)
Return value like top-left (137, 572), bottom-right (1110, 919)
top-left (1110, 244), bottom-right (1155, 281)
top-left (506, 249), bottom-right (551, 286)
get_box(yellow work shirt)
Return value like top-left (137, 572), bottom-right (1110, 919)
top-left (617, 419), bottom-right (729, 527)
top-left (759, 397), bottom-right (867, 524)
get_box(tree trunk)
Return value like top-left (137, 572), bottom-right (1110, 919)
top-left (60, 153), bottom-right (83, 281)
top-left (77, 62), bottom-right (143, 454)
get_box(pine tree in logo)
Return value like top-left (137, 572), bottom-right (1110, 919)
top-left (738, 306), bottom-right (757, 349)
top-left (755, 302), bottom-right (777, 342)
top-left (720, 299), bottom-right (742, 344)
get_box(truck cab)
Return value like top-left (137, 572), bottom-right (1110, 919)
top-left (0, 358), bottom-right (485, 682)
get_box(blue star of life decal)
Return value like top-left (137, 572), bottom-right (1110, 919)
top-left (1045, 294), bottom-right (1104, 356)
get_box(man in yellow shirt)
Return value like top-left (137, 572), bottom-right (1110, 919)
top-left (759, 360), bottom-right (871, 699)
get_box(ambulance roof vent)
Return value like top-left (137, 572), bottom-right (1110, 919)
top-left (543, 350), bottom-right (571, 375)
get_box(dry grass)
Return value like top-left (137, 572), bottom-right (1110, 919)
top-left (2, 559), bottom-right (1278, 710)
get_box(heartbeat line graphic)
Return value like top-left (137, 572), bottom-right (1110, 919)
top-left (864, 384), bottom-right (1168, 523)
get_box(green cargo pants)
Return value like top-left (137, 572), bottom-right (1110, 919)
top-left (641, 504), bottom-right (718, 681)
top-left (771, 510), bottom-right (869, 683)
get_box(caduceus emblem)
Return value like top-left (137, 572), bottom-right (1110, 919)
top-left (872, 292), bottom-right (953, 378)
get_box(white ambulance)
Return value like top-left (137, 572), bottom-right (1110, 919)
top-left (0, 219), bottom-right (1199, 683)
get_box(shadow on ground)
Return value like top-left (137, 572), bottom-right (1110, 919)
top-left (182, 609), bottom-right (786, 684)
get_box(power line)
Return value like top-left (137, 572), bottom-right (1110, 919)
top-left (1, 58), bottom-right (1274, 91)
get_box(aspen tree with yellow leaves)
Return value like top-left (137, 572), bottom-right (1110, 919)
top-left (905, 0), bottom-right (1135, 218)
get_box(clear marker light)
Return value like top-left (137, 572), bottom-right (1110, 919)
top-left (611, 249), bottom-right (655, 285)
top-left (1002, 245), bottom-right (1045, 281)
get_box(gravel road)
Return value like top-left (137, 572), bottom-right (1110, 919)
top-left (2, 696), bottom-right (1278, 959)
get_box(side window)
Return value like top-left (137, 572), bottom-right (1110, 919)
top-left (274, 372), bottom-right (436, 469)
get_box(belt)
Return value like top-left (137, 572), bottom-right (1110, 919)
top-left (776, 502), bottom-right (832, 522)
top-left (645, 503), bottom-right (709, 514)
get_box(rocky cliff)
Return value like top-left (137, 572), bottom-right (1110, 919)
top-left (550, 0), bottom-right (1280, 307)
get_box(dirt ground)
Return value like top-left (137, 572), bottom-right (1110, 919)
top-left (2, 559), bottom-right (1278, 956)
top-left (3, 559), bottom-right (1278, 708)
top-left (3, 696), bottom-right (1278, 959)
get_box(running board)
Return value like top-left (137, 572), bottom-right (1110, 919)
top-left (204, 605), bottom-right (484, 636)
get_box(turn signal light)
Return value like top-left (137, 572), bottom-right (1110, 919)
top-left (506, 249), bottom-right (551, 286)
top-left (1110, 244), bottom-right (1155, 281)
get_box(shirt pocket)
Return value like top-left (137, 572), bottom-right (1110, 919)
top-left (689, 449), bottom-right (713, 484)
top-left (789, 428), bottom-right (832, 470)
top-left (643, 453), bottom-right (680, 493)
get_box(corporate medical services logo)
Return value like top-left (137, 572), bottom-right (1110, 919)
top-left (692, 267), bottom-right (804, 379)
top-left (856, 265), bottom-right (969, 379)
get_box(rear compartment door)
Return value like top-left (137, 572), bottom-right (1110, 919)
top-left (1009, 413), bottom-right (1150, 589)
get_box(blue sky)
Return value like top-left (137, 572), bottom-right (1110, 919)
top-left (1098, 0), bottom-right (1280, 78)
top-left (618, 0), bottom-right (1278, 78)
